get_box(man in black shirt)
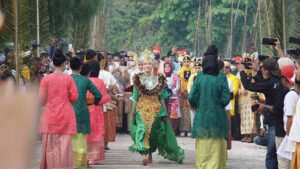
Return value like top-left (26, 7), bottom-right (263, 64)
top-left (239, 58), bottom-right (282, 169)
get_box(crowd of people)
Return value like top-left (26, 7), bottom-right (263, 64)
top-left (1, 37), bottom-right (300, 169)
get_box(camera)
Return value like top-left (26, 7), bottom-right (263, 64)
top-left (286, 48), bottom-right (300, 57)
top-left (286, 37), bottom-right (300, 57)
top-left (289, 37), bottom-right (300, 45)
top-left (251, 94), bottom-right (260, 112)
top-left (242, 62), bottom-right (252, 69)
top-left (251, 104), bottom-right (260, 112)
top-left (258, 55), bottom-right (270, 62)
top-left (262, 38), bottom-right (278, 46)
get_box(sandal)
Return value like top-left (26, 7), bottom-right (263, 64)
top-left (241, 136), bottom-right (247, 142)
top-left (246, 136), bottom-right (253, 143)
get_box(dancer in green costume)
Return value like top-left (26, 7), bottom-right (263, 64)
top-left (129, 50), bottom-right (184, 165)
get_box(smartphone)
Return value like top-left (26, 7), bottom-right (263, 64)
top-left (262, 38), bottom-right (277, 46)
top-left (68, 44), bottom-right (73, 51)
top-left (251, 104), bottom-right (260, 112)
top-left (258, 55), bottom-right (269, 62)
top-left (289, 37), bottom-right (300, 45)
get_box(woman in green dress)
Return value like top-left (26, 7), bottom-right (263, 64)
top-left (188, 54), bottom-right (231, 169)
top-left (129, 50), bottom-right (184, 165)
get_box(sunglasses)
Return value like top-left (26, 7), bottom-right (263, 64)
top-left (225, 66), bottom-right (230, 69)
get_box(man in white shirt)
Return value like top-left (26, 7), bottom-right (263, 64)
top-left (278, 65), bottom-right (298, 169)
top-left (281, 66), bottom-right (298, 134)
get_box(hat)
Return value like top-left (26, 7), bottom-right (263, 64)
top-left (262, 58), bottom-right (280, 77)
top-left (244, 57), bottom-right (253, 62)
top-left (152, 45), bottom-right (162, 52)
top-left (194, 61), bottom-right (202, 67)
top-left (278, 57), bottom-right (295, 70)
top-left (183, 55), bottom-right (191, 61)
top-left (280, 65), bottom-right (295, 84)
top-left (177, 50), bottom-right (186, 56)
top-left (234, 56), bottom-right (242, 63)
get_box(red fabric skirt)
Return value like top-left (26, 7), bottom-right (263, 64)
top-left (40, 134), bottom-right (73, 169)
top-left (87, 105), bottom-right (105, 142)
top-left (104, 109), bottom-right (116, 142)
top-left (87, 135), bottom-right (105, 164)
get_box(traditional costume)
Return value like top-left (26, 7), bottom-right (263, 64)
top-left (39, 73), bottom-right (78, 169)
top-left (129, 51), bottom-right (184, 165)
top-left (152, 45), bottom-right (165, 76)
top-left (99, 68), bottom-right (118, 145)
top-left (86, 61), bottom-right (111, 165)
top-left (223, 61), bottom-right (241, 141)
top-left (223, 61), bottom-right (240, 117)
top-left (237, 58), bottom-right (257, 142)
top-left (71, 74), bottom-right (102, 169)
top-left (177, 55), bottom-right (192, 134)
top-left (112, 64), bottom-right (132, 132)
top-left (187, 61), bottom-right (202, 128)
top-left (164, 61), bottom-right (181, 133)
top-left (188, 55), bottom-right (231, 169)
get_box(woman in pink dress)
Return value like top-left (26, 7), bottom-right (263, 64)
top-left (39, 50), bottom-right (78, 169)
top-left (86, 61), bottom-right (111, 165)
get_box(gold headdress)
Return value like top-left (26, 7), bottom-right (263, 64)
top-left (194, 61), bottom-right (202, 67)
top-left (183, 55), bottom-right (191, 61)
top-left (138, 50), bottom-right (154, 63)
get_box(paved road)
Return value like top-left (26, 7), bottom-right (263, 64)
top-left (32, 134), bottom-right (266, 169)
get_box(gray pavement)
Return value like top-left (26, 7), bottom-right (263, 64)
top-left (32, 134), bottom-right (266, 169)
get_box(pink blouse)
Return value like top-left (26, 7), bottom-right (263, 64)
top-left (39, 73), bottom-right (78, 134)
top-left (87, 78), bottom-right (111, 142)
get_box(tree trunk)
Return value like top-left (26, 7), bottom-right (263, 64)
top-left (193, 0), bottom-right (201, 56)
top-left (226, 0), bottom-right (240, 57)
top-left (250, 1), bottom-right (259, 53)
top-left (242, 3), bottom-right (248, 52)
top-left (258, 1), bottom-right (263, 54)
top-left (89, 0), bottom-right (108, 50)
top-left (206, 0), bottom-right (212, 46)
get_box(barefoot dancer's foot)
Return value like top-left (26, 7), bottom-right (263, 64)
top-left (142, 158), bottom-right (148, 166)
top-left (142, 155), bottom-right (149, 166)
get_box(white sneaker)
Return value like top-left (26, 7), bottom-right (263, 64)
top-left (180, 132), bottom-right (185, 137)
top-left (187, 132), bottom-right (192, 137)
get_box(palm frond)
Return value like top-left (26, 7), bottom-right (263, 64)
top-left (285, 0), bottom-right (300, 48)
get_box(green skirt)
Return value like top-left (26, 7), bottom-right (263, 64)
top-left (129, 113), bottom-right (184, 163)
